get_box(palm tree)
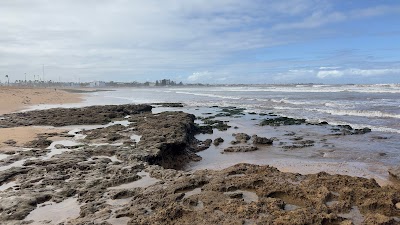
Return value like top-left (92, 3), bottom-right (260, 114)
top-left (5, 75), bottom-right (9, 85)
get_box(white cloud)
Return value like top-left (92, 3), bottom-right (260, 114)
top-left (317, 70), bottom-right (344, 78)
top-left (187, 71), bottom-right (211, 81)
top-left (346, 68), bottom-right (400, 77)
top-left (317, 68), bottom-right (400, 79)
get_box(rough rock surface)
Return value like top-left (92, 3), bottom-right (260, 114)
top-left (252, 135), bottom-right (273, 145)
top-left (233, 133), bottom-right (251, 143)
top-left (0, 104), bottom-right (152, 127)
top-left (113, 164), bottom-right (400, 225)
top-left (389, 166), bottom-right (400, 181)
top-left (224, 146), bottom-right (258, 152)
top-left (213, 137), bottom-right (224, 146)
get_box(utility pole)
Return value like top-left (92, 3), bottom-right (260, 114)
top-left (24, 73), bottom-right (26, 83)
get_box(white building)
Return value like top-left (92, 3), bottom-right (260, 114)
top-left (88, 81), bottom-right (106, 87)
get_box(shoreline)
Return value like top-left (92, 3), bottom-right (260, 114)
top-left (0, 87), bottom-right (84, 115)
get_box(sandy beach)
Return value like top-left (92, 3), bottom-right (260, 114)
top-left (0, 87), bottom-right (82, 115)
top-left (0, 87), bottom-right (83, 151)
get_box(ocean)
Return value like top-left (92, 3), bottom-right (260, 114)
top-left (61, 84), bottom-right (400, 133)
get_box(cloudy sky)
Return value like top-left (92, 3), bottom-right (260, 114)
top-left (1, 0), bottom-right (400, 84)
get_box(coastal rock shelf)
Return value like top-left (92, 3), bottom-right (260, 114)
top-left (0, 104), bottom-right (152, 127)
top-left (0, 104), bottom-right (399, 225)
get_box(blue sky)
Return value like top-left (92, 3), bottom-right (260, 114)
top-left (0, 0), bottom-right (399, 84)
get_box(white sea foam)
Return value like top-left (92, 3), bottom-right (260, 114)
top-left (175, 91), bottom-right (241, 100)
top-left (308, 108), bottom-right (400, 119)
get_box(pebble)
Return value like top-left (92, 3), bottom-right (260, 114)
top-left (396, 202), bottom-right (400, 210)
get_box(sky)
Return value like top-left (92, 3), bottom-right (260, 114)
top-left (0, 0), bottom-right (400, 84)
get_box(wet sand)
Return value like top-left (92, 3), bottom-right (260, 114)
top-left (0, 87), bottom-right (82, 115)
top-left (0, 87), bottom-right (84, 151)
top-left (0, 126), bottom-right (67, 150)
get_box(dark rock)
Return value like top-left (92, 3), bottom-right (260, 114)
top-left (213, 137), bottom-right (224, 146)
top-left (224, 146), bottom-right (258, 152)
top-left (3, 139), bottom-right (16, 146)
top-left (0, 104), bottom-right (152, 127)
top-left (152, 103), bottom-right (184, 107)
top-left (233, 133), bottom-right (250, 143)
top-left (388, 166), bottom-right (400, 181)
top-left (260, 117), bottom-right (306, 126)
top-left (252, 135), bottom-right (273, 145)
top-left (24, 138), bottom-right (52, 149)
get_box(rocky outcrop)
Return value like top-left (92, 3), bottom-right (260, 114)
top-left (260, 117), bottom-right (306, 126)
top-left (388, 166), bottom-right (400, 181)
top-left (252, 135), bottom-right (273, 145)
top-left (0, 104), bottom-right (152, 127)
top-left (130, 111), bottom-right (198, 169)
top-left (224, 146), bottom-right (258, 152)
top-left (233, 133), bottom-right (251, 143)
top-left (213, 137), bottom-right (224, 146)
top-left (110, 164), bottom-right (400, 225)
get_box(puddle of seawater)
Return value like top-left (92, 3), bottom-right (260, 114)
top-left (224, 190), bottom-right (258, 203)
top-left (183, 187), bottom-right (202, 199)
top-left (284, 204), bottom-right (300, 211)
top-left (106, 197), bottom-right (133, 206)
top-left (109, 120), bottom-right (131, 127)
top-left (0, 181), bottom-right (17, 192)
top-left (40, 140), bottom-right (83, 160)
top-left (24, 197), bottom-right (81, 225)
top-left (130, 134), bottom-right (141, 142)
top-left (89, 155), bottom-right (122, 162)
top-left (0, 153), bottom-right (9, 160)
top-left (108, 171), bottom-right (160, 190)
top-left (0, 158), bottom-right (34, 172)
top-left (338, 206), bottom-right (364, 225)
top-left (107, 217), bottom-right (131, 225)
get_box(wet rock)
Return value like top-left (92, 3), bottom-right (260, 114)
top-left (260, 117), bottom-right (306, 126)
top-left (282, 140), bottom-right (315, 150)
top-left (213, 137), bottom-right (224, 146)
top-left (152, 103), bottom-right (184, 107)
top-left (353, 127), bottom-right (372, 134)
top-left (215, 107), bottom-right (245, 117)
top-left (224, 146), bottom-right (258, 152)
top-left (3, 139), bottom-right (16, 146)
top-left (83, 124), bottom-right (126, 141)
top-left (0, 104), bottom-right (152, 127)
top-left (106, 133), bottom-right (124, 142)
top-left (252, 135), bottom-right (273, 145)
top-left (363, 213), bottom-right (396, 225)
top-left (202, 119), bottom-right (231, 131)
top-left (0, 194), bottom-right (52, 220)
top-left (0, 167), bottom-right (33, 184)
top-left (233, 133), bottom-right (250, 143)
top-left (388, 166), bottom-right (400, 181)
top-left (333, 126), bottom-right (372, 136)
top-left (110, 164), bottom-right (400, 225)
top-left (24, 138), bottom-right (52, 149)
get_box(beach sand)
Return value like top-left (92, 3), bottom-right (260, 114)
top-left (0, 126), bottom-right (67, 150)
top-left (0, 87), bottom-right (82, 115)
top-left (0, 87), bottom-right (83, 150)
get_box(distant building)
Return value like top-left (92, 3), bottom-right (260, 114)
top-left (88, 81), bottom-right (106, 88)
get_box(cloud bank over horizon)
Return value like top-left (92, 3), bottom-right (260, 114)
top-left (1, 0), bottom-right (399, 84)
